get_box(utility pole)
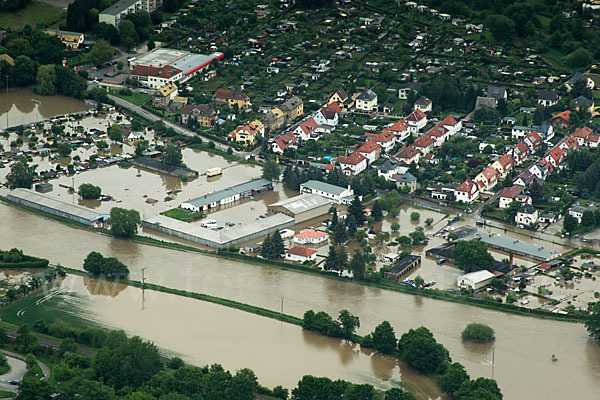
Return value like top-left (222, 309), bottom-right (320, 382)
top-left (280, 296), bottom-right (284, 315)
top-left (141, 268), bottom-right (147, 290)
top-left (6, 75), bottom-right (8, 129)
top-left (72, 177), bottom-right (75, 204)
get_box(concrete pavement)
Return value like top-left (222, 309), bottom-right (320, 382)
top-left (0, 354), bottom-right (26, 393)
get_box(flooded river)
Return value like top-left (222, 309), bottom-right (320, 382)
top-left (0, 88), bottom-right (91, 129)
top-left (1, 203), bottom-right (600, 399)
top-left (42, 275), bottom-right (443, 398)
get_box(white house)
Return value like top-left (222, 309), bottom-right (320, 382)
top-left (285, 246), bottom-right (318, 262)
top-left (338, 152), bottom-right (367, 175)
top-left (357, 140), bottom-right (381, 164)
top-left (499, 186), bottom-right (522, 209)
top-left (355, 89), bottom-right (378, 112)
top-left (293, 118), bottom-right (319, 141)
top-left (366, 130), bottom-right (396, 152)
top-left (455, 179), bottom-right (479, 203)
top-left (515, 205), bottom-right (538, 226)
top-left (405, 109), bottom-right (427, 134)
top-left (300, 180), bottom-right (354, 205)
top-left (293, 229), bottom-right (329, 244)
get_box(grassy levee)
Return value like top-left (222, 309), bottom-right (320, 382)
top-left (0, 195), bottom-right (588, 323)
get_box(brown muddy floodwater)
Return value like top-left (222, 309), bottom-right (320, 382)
top-left (1, 203), bottom-right (600, 399)
top-left (0, 88), bottom-right (91, 129)
top-left (45, 275), bottom-right (443, 398)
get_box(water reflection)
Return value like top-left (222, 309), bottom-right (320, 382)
top-left (83, 277), bottom-right (128, 298)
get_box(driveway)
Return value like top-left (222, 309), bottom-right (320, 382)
top-left (0, 354), bottom-right (26, 393)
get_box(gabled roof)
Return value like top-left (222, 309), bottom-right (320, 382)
top-left (274, 132), bottom-right (297, 150)
top-left (587, 134), bottom-right (600, 144)
top-left (513, 142), bottom-right (528, 157)
top-left (357, 88), bottom-right (377, 101)
top-left (518, 204), bottom-right (537, 215)
top-left (294, 229), bottom-right (328, 240)
top-left (568, 72), bottom-right (587, 86)
top-left (573, 126), bottom-right (593, 138)
top-left (552, 110), bottom-right (570, 122)
top-left (396, 172), bottom-right (417, 183)
top-left (286, 246), bottom-right (318, 257)
top-left (415, 96), bottom-right (432, 106)
top-left (378, 159), bottom-right (397, 172)
top-left (548, 146), bottom-right (564, 162)
top-left (495, 154), bottom-right (514, 169)
top-left (324, 101), bottom-right (342, 114)
top-left (388, 118), bottom-right (410, 132)
top-left (395, 146), bottom-right (420, 160)
top-left (215, 88), bottom-right (249, 101)
top-left (478, 166), bottom-right (498, 181)
top-left (330, 88), bottom-right (348, 101)
top-left (524, 130), bottom-right (541, 144)
top-left (406, 109), bottom-right (427, 122)
top-left (413, 135), bottom-right (436, 148)
top-left (487, 85), bottom-right (507, 99)
top-left (296, 117), bottom-right (319, 134)
top-left (338, 151), bottom-right (366, 166)
top-left (426, 124), bottom-right (448, 138)
top-left (500, 186), bottom-right (522, 199)
top-left (357, 140), bottom-right (381, 154)
top-left (456, 178), bottom-right (478, 193)
top-left (366, 130), bottom-right (395, 143)
top-left (538, 89), bottom-right (560, 101)
top-left (441, 114), bottom-right (459, 126)
top-left (574, 96), bottom-right (593, 107)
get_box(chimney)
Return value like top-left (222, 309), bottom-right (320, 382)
top-left (509, 253), bottom-right (514, 271)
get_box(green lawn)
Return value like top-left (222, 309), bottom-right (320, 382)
top-left (0, 0), bottom-right (63, 29)
top-left (160, 208), bottom-right (204, 222)
top-left (0, 390), bottom-right (13, 398)
top-left (109, 90), bottom-right (151, 106)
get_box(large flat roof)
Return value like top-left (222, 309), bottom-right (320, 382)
top-left (171, 53), bottom-right (219, 75)
top-left (301, 180), bottom-right (349, 196)
top-left (7, 188), bottom-right (108, 222)
top-left (464, 231), bottom-right (560, 261)
top-left (130, 48), bottom-right (188, 68)
top-left (270, 193), bottom-right (330, 214)
top-left (181, 179), bottom-right (272, 209)
top-left (144, 213), bottom-right (293, 246)
top-left (100, 0), bottom-right (138, 16)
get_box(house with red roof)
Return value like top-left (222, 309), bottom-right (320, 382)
top-left (365, 130), bottom-right (396, 153)
top-left (573, 126), bottom-right (593, 146)
top-left (388, 118), bottom-right (411, 141)
top-left (491, 154), bottom-right (514, 178)
top-left (285, 246), bottom-right (318, 262)
top-left (551, 110), bottom-right (571, 129)
top-left (229, 123), bottom-right (261, 145)
top-left (357, 140), bottom-right (382, 164)
top-left (293, 117), bottom-right (319, 141)
top-left (499, 186), bottom-right (523, 208)
top-left (131, 65), bottom-right (183, 89)
top-left (475, 166), bottom-right (499, 191)
top-left (455, 179), bottom-right (480, 203)
top-left (405, 109), bottom-right (427, 134)
top-left (523, 131), bottom-right (541, 153)
top-left (272, 132), bottom-right (297, 154)
top-left (559, 136), bottom-right (579, 154)
top-left (544, 146), bottom-right (565, 168)
top-left (440, 114), bottom-right (462, 136)
top-left (586, 133), bottom-right (600, 148)
top-left (338, 152), bottom-right (367, 175)
top-left (511, 142), bottom-right (529, 165)
top-left (412, 135), bottom-right (436, 154)
top-left (293, 229), bottom-right (329, 244)
top-left (425, 124), bottom-right (449, 147)
top-left (394, 146), bottom-right (420, 165)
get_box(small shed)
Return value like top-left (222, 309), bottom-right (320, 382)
top-left (457, 270), bottom-right (495, 290)
top-left (34, 183), bottom-right (53, 193)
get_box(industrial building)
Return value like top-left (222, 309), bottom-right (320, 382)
top-left (143, 213), bottom-right (294, 249)
top-left (129, 48), bottom-right (224, 88)
top-left (180, 179), bottom-right (273, 212)
top-left (268, 193), bottom-right (331, 223)
top-left (300, 180), bottom-right (355, 204)
top-left (7, 188), bottom-right (109, 227)
top-left (383, 255), bottom-right (421, 281)
top-left (457, 270), bottom-right (495, 290)
top-left (463, 231), bottom-right (560, 262)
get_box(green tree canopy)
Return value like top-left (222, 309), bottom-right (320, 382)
top-left (78, 183), bottom-right (102, 200)
top-left (162, 143), bottom-right (183, 166)
top-left (36, 64), bottom-right (56, 96)
top-left (452, 240), bottom-right (495, 273)
top-left (7, 158), bottom-right (36, 189)
top-left (461, 323), bottom-right (495, 343)
top-left (109, 207), bottom-right (140, 238)
top-left (397, 326), bottom-right (451, 375)
top-left (262, 159), bottom-right (281, 181)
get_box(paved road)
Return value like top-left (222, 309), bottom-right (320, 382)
top-left (0, 353), bottom-right (26, 392)
top-left (5, 328), bottom-right (94, 358)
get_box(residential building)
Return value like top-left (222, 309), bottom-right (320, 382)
top-left (475, 166), bottom-right (499, 191)
top-left (405, 109), bottom-right (427, 133)
top-left (559, 136), bottom-right (579, 154)
top-left (523, 131), bottom-right (542, 152)
top-left (338, 152), bottom-right (367, 175)
top-left (515, 205), bottom-right (538, 227)
top-left (357, 140), bottom-right (381, 164)
top-left (394, 146), bottom-right (420, 165)
top-left (300, 180), bottom-right (355, 205)
top-left (180, 104), bottom-right (217, 127)
top-left (568, 206), bottom-right (589, 224)
top-left (214, 88), bottom-right (251, 109)
top-left (293, 228), bottom-right (329, 244)
top-left (394, 172), bottom-right (417, 193)
top-left (313, 103), bottom-right (339, 131)
top-left (425, 125), bottom-right (449, 147)
top-left (412, 135), bottom-right (436, 154)
top-left (328, 88), bottom-right (349, 106)
top-left (293, 118), bottom-right (319, 141)
top-left (355, 89), bottom-right (378, 112)
top-left (537, 90), bottom-right (560, 107)
top-left (398, 82), bottom-right (422, 99)
top-left (512, 124), bottom-right (553, 141)
top-left (499, 186), bottom-right (523, 209)
top-left (262, 108), bottom-right (286, 131)
top-left (487, 85), bottom-right (507, 100)
top-left (574, 96), bottom-right (595, 114)
top-left (229, 123), bottom-right (261, 145)
top-left (572, 126), bottom-right (593, 146)
top-left (365, 130), bottom-right (396, 152)
top-left (528, 161), bottom-right (551, 181)
top-left (511, 142), bottom-right (529, 165)
top-left (272, 132), bottom-right (297, 154)
top-left (378, 159), bottom-right (400, 181)
top-left (387, 119), bottom-right (411, 141)
top-left (130, 65), bottom-right (183, 89)
top-left (99, 0), bottom-right (161, 26)
top-left (43, 29), bottom-right (85, 49)
top-left (280, 96), bottom-right (304, 120)
top-left (285, 246), bottom-right (318, 262)
top-left (414, 96), bottom-right (432, 112)
top-left (565, 72), bottom-right (593, 92)
top-left (514, 171), bottom-right (537, 188)
top-left (455, 179), bottom-right (480, 203)
top-left (491, 154), bottom-right (514, 178)
top-left (544, 146), bottom-right (565, 168)
top-left (152, 82), bottom-right (178, 108)
top-left (551, 110), bottom-right (571, 129)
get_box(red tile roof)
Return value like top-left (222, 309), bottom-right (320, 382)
top-left (413, 135), bottom-right (436, 148)
top-left (389, 118), bottom-right (410, 132)
top-left (552, 110), bottom-right (571, 122)
top-left (131, 65), bottom-right (182, 78)
top-left (406, 109), bottom-right (426, 122)
top-left (395, 146), bottom-right (420, 160)
top-left (294, 229), bottom-right (328, 240)
top-left (573, 126), bottom-right (593, 138)
top-left (286, 246), bottom-right (318, 257)
top-left (338, 151), bottom-right (366, 165)
top-left (366, 130), bottom-right (395, 143)
top-left (456, 178), bottom-right (478, 193)
top-left (441, 114), bottom-right (458, 126)
top-left (358, 140), bottom-right (381, 153)
top-left (500, 186), bottom-right (522, 200)
top-left (297, 117), bottom-right (319, 134)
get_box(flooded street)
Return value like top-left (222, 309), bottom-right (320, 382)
top-left (0, 203), bottom-right (599, 399)
top-left (0, 88), bottom-right (91, 129)
top-left (41, 275), bottom-right (443, 398)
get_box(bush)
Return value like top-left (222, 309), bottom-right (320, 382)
top-left (78, 183), bottom-right (102, 200)
top-left (461, 323), bottom-right (495, 343)
top-left (410, 212), bottom-right (420, 221)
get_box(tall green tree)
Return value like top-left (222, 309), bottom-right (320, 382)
top-left (108, 124), bottom-right (122, 142)
top-left (563, 213), bottom-right (577, 234)
top-left (162, 144), bottom-right (183, 166)
top-left (370, 321), bottom-right (397, 354)
top-left (332, 222), bottom-right (348, 245)
top-left (118, 20), bottom-right (138, 51)
top-left (347, 196), bottom-right (365, 226)
top-left (349, 249), bottom-right (365, 280)
top-left (586, 301), bottom-right (600, 342)
top-left (398, 327), bottom-right (450, 375)
top-left (262, 159), bottom-right (281, 181)
top-left (437, 362), bottom-right (470, 397)
top-left (87, 39), bottom-right (114, 66)
top-left (371, 200), bottom-right (383, 221)
top-left (78, 183), bottom-right (102, 199)
top-left (452, 240), bottom-right (494, 273)
top-left (7, 158), bottom-right (36, 189)
top-left (36, 64), bottom-right (56, 95)
top-left (337, 310), bottom-right (360, 339)
top-left (108, 207), bottom-right (140, 238)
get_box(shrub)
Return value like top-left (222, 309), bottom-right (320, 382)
top-left (461, 323), bottom-right (495, 343)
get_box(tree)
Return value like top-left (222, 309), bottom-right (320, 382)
top-left (461, 323), bottom-right (495, 343)
top-left (59, 337), bottom-right (78, 355)
top-left (414, 275), bottom-right (424, 288)
top-left (452, 240), bottom-right (495, 273)
top-left (398, 327), bottom-right (451, 375)
top-left (425, 217), bottom-right (434, 226)
top-left (385, 388), bottom-right (417, 400)
top-left (582, 210), bottom-right (595, 227)
top-left (162, 144), bottom-right (183, 166)
top-left (338, 310), bottom-right (359, 339)
top-left (563, 213), bottom-right (577, 234)
top-left (14, 55), bottom-right (36, 86)
top-left (371, 200), bottom-right (383, 221)
top-left (454, 377), bottom-right (503, 400)
top-left (345, 214), bottom-right (357, 236)
top-left (391, 222), bottom-right (400, 232)
top-left (410, 212), bottom-right (420, 221)
top-left (586, 301), bottom-right (600, 342)
top-left (261, 231), bottom-right (284, 259)
top-left (7, 158), bottom-right (36, 189)
top-left (370, 321), bottom-right (397, 354)
top-left (437, 362), bottom-right (470, 397)
top-left (108, 124), bottom-right (122, 142)
top-left (57, 143), bottom-right (72, 157)
top-left (487, 15), bottom-right (516, 42)
top-left (409, 227), bottom-right (426, 245)
top-left (332, 222), bottom-right (348, 245)
top-left (135, 140), bottom-right (149, 157)
top-left (262, 159), bottom-right (281, 181)
top-left (109, 207), bottom-right (141, 238)
top-left (83, 251), bottom-right (130, 278)
top-left (87, 39), bottom-right (114, 66)
top-left (565, 48), bottom-right (593, 68)
top-left (78, 183), bottom-right (102, 200)
top-left (36, 64), bottom-right (56, 95)
top-left (118, 20), bottom-right (138, 51)
top-left (348, 196), bottom-right (365, 226)
top-left (349, 249), bottom-right (365, 280)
